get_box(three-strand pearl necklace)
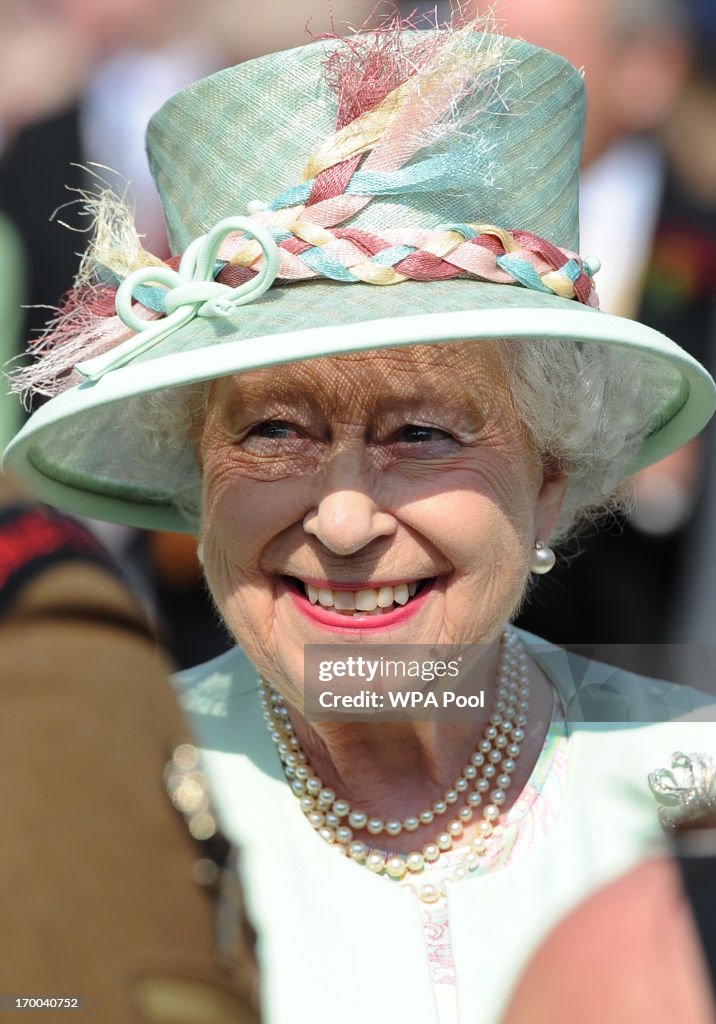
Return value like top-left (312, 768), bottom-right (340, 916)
top-left (259, 627), bottom-right (530, 904)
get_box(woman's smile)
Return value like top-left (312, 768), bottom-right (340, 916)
top-left (279, 573), bottom-right (441, 632)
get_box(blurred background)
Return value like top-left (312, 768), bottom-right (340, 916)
top-left (1, 0), bottom-right (715, 673)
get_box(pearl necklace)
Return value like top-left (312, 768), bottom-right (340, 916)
top-left (259, 627), bottom-right (530, 904)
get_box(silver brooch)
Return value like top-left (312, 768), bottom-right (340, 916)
top-left (648, 751), bottom-right (716, 830)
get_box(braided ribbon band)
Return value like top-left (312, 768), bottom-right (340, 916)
top-left (217, 217), bottom-right (600, 299)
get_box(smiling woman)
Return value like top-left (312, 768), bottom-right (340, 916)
top-left (4, 13), bottom-right (716, 1024)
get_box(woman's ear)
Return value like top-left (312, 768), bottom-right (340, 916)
top-left (534, 459), bottom-right (569, 543)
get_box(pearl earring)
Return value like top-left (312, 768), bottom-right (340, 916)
top-left (530, 540), bottom-right (555, 574)
top-left (196, 541), bottom-right (205, 565)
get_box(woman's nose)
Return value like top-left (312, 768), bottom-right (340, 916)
top-left (302, 450), bottom-right (397, 556)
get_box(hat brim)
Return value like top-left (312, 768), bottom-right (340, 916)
top-left (4, 278), bottom-right (715, 532)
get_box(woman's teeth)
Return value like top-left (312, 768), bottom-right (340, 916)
top-left (303, 581), bottom-right (419, 614)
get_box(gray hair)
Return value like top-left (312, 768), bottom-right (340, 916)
top-left (128, 338), bottom-right (681, 544)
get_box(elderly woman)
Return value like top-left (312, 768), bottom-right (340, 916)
top-left (5, 17), bottom-right (716, 1024)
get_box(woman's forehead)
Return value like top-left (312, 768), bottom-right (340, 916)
top-left (211, 342), bottom-right (506, 411)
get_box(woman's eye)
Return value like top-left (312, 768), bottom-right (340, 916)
top-left (250, 420), bottom-right (299, 439)
top-left (396, 425), bottom-right (453, 443)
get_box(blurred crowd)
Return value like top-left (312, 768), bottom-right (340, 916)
top-left (1, 0), bottom-right (716, 1020)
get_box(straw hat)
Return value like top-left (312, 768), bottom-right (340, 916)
top-left (4, 24), bottom-right (714, 531)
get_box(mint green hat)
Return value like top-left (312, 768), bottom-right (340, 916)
top-left (4, 25), bottom-right (715, 531)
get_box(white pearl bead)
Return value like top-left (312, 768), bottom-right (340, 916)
top-left (437, 832), bottom-right (452, 851)
top-left (306, 777), bottom-right (322, 795)
top-left (406, 852), bottom-right (425, 873)
top-left (455, 778), bottom-right (468, 793)
top-left (491, 789), bottom-right (506, 805)
top-left (433, 800), bottom-right (447, 815)
top-left (324, 812), bottom-right (340, 828)
top-left (458, 806), bottom-right (473, 823)
top-left (471, 753), bottom-right (485, 767)
top-left (385, 821), bottom-right (402, 837)
top-left (448, 820), bottom-right (463, 838)
top-left (366, 852), bottom-right (386, 873)
top-left (531, 541), bottom-right (556, 573)
top-left (386, 856), bottom-right (407, 879)
top-left (349, 841), bottom-right (368, 862)
top-left (333, 799), bottom-right (350, 817)
top-left (419, 810), bottom-right (434, 825)
top-left (484, 804), bottom-right (499, 821)
top-left (403, 817), bottom-right (420, 832)
top-left (307, 811), bottom-right (325, 828)
top-left (483, 764), bottom-right (496, 779)
top-left (420, 883), bottom-right (441, 904)
top-left (467, 792), bottom-right (482, 807)
top-left (471, 837), bottom-right (487, 854)
top-left (445, 789), bottom-right (458, 804)
top-left (348, 810), bottom-right (367, 830)
top-left (295, 765), bottom-right (309, 780)
top-left (318, 826), bottom-right (336, 843)
top-left (476, 778), bottom-right (490, 793)
top-left (367, 818), bottom-right (384, 835)
top-left (464, 765), bottom-right (477, 779)
top-left (336, 826), bottom-right (353, 844)
top-left (497, 774), bottom-right (511, 789)
top-left (299, 796), bottom-right (315, 812)
top-left (291, 780), bottom-right (306, 796)
top-left (423, 843), bottom-right (440, 862)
